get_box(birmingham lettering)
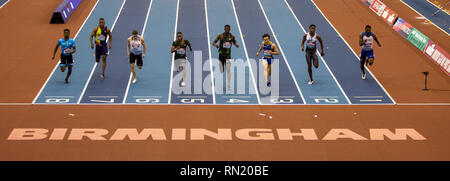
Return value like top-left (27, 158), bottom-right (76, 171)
top-left (8, 128), bottom-right (426, 141)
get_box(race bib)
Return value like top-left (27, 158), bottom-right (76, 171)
top-left (176, 48), bottom-right (186, 55)
top-left (63, 48), bottom-right (72, 54)
top-left (263, 50), bottom-right (271, 56)
top-left (131, 43), bottom-right (141, 50)
top-left (306, 40), bottom-right (316, 48)
top-left (97, 34), bottom-right (106, 41)
top-left (223, 42), bottom-right (232, 48)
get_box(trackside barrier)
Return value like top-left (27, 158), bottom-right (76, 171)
top-left (50, 0), bottom-right (83, 24)
top-left (361, 0), bottom-right (450, 76)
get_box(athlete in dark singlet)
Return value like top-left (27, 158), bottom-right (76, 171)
top-left (213, 24), bottom-right (239, 90)
top-left (52, 29), bottom-right (76, 84)
top-left (301, 24), bottom-right (325, 85)
top-left (90, 18), bottom-right (112, 78)
top-left (171, 32), bottom-right (192, 87)
top-left (359, 25), bottom-right (381, 80)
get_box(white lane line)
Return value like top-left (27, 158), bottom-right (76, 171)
top-left (310, 0), bottom-right (397, 104)
top-left (0, 0), bottom-right (10, 9)
top-left (231, 0), bottom-right (261, 104)
top-left (122, 0), bottom-right (154, 104)
top-left (32, 0), bottom-right (101, 104)
top-left (284, 0), bottom-right (351, 104)
top-left (400, 0), bottom-right (450, 36)
top-left (168, 0), bottom-right (180, 104)
top-left (77, 0), bottom-right (127, 104)
top-left (204, 0), bottom-right (216, 104)
top-left (257, 0), bottom-right (307, 104)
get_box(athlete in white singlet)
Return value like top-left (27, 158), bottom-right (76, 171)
top-left (301, 24), bottom-right (325, 85)
top-left (127, 30), bottom-right (146, 83)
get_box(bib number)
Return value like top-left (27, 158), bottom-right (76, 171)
top-left (97, 34), bottom-right (106, 41)
top-left (223, 42), bottom-right (232, 49)
top-left (176, 48), bottom-right (186, 55)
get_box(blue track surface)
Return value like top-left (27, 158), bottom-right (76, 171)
top-left (0, 0), bottom-right (8, 8)
top-left (79, 0), bottom-right (151, 104)
top-left (124, 0), bottom-right (177, 104)
top-left (206, 0), bottom-right (259, 104)
top-left (402, 0), bottom-right (450, 35)
top-left (170, 0), bottom-right (213, 104)
top-left (34, 0), bottom-right (125, 104)
top-left (234, 0), bottom-right (304, 104)
top-left (260, 0), bottom-right (349, 104)
top-left (287, 0), bottom-right (394, 104)
top-left (35, 0), bottom-right (396, 105)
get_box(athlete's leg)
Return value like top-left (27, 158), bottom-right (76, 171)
top-left (262, 60), bottom-right (269, 84)
top-left (306, 53), bottom-right (313, 82)
top-left (65, 65), bottom-right (72, 83)
top-left (181, 60), bottom-right (186, 83)
top-left (131, 63), bottom-right (136, 80)
top-left (60, 65), bottom-right (66, 72)
top-left (313, 53), bottom-right (319, 69)
top-left (101, 55), bottom-right (107, 77)
top-left (226, 59), bottom-right (231, 89)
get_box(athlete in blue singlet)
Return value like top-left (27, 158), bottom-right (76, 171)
top-left (359, 25), bottom-right (381, 80)
top-left (256, 34), bottom-right (279, 87)
top-left (90, 18), bottom-right (112, 78)
top-left (52, 29), bottom-right (76, 84)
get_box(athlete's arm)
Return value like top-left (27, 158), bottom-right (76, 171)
top-left (141, 37), bottom-right (147, 57)
top-left (90, 27), bottom-right (96, 49)
top-left (71, 46), bottom-right (77, 54)
top-left (256, 42), bottom-right (263, 56)
top-left (301, 34), bottom-right (306, 51)
top-left (212, 34), bottom-right (221, 48)
top-left (52, 43), bottom-right (60, 60)
top-left (271, 44), bottom-right (279, 55)
top-left (317, 34), bottom-right (325, 56)
top-left (373, 34), bottom-right (381, 47)
top-left (127, 37), bottom-right (130, 57)
top-left (187, 41), bottom-right (193, 51)
top-left (171, 41), bottom-right (179, 53)
top-left (107, 28), bottom-right (112, 49)
top-left (232, 35), bottom-right (239, 48)
top-left (359, 33), bottom-right (365, 46)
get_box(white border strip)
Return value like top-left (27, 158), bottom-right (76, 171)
top-left (257, 0), bottom-right (307, 104)
top-left (0, 0), bottom-right (10, 9)
top-left (310, 0), bottom-right (396, 104)
top-left (284, 0), bottom-right (351, 104)
top-left (204, 0), bottom-right (216, 104)
top-left (77, 0), bottom-right (127, 104)
top-left (32, 0), bottom-right (101, 104)
top-left (400, 0), bottom-right (450, 36)
top-left (231, 0), bottom-right (261, 104)
top-left (168, 0), bottom-right (180, 104)
top-left (122, 0), bottom-right (154, 104)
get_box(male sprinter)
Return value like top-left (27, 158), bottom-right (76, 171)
top-left (52, 29), bottom-right (76, 84)
top-left (301, 24), bottom-right (324, 85)
top-left (256, 34), bottom-right (279, 87)
top-left (359, 25), bottom-right (381, 79)
top-left (90, 18), bottom-right (112, 79)
top-left (171, 32), bottom-right (192, 86)
top-left (213, 24), bottom-right (239, 90)
top-left (127, 30), bottom-right (146, 83)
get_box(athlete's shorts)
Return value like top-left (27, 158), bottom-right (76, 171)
top-left (129, 53), bottom-right (143, 66)
top-left (360, 49), bottom-right (374, 62)
top-left (263, 58), bottom-right (272, 65)
top-left (60, 54), bottom-right (73, 66)
top-left (174, 58), bottom-right (186, 71)
top-left (305, 49), bottom-right (318, 65)
top-left (219, 54), bottom-right (231, 71)
top-left (95, 45), bottom-right (108, 60)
